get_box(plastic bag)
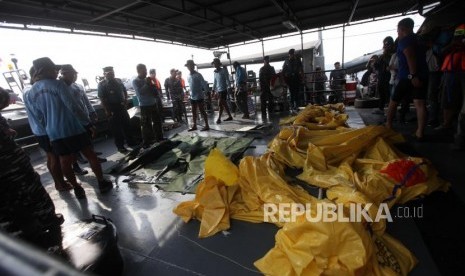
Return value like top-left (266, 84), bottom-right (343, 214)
top-left (255, 216), bottom-right (374, 276)
top-left (254, 216), bottom-right (417, 276)
top-left (173, 176), bottom-right (231, 238)
top-left (205, 148), bottom-right (239, 186)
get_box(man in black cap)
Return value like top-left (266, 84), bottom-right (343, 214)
top-left (282, 49), bottom-right (304, 111)
top-left (259, 56), bottom-right (276, 120)
top-left (24, 57), bottom-right (113, 197)
top-left (97, 66), bottom-right (137, 153)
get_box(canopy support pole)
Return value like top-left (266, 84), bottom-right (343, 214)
top-left (300, 31), bottom-right (307, 105)
top-left (261, 39), bottom-right (265, 59)
top-left (342, 24), bottom-right (346, 67)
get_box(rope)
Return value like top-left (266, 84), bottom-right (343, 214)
top-left (383, 161), bottom-right (426, 203)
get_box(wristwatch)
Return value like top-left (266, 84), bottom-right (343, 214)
top-left (407, 74), bottom-right (417, 80)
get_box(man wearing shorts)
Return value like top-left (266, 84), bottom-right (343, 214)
top-left (24, 57), bottom-right (112, 198)
top-left (185, 60), bottom-right (209, 131)
top-left (212, 58), bottom-right (233, 124)
top-left (24, 67), bottom-right (73, 192)
top-left (60, 64), bottom-right (107, 175)
top-left (386, 18), bottom-right (429, 140)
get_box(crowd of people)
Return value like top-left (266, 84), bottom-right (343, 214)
top-left (358, 18), bottom-right (465, 150)
top-left (1, 17), bottom-right (463, 234)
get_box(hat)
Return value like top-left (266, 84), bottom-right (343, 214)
top-left (211, 58), bottom-right (221, 65)
top-left (288, 49), bottom-right (295, 55)
top-left (102, 66), bottom-right (114, 72)
top-left (185, 60), bottom-right (196, 67)
top-left (454, 24), bottom-right (465, 36)
top-left (60, 64), bottom-right (77, 74)
top-left (33, 57), bottom-right (60, 72)
top-left (233, 61), bottom-right (240, 68)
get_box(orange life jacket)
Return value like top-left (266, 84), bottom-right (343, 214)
top-left (150, 77), bottom-right (161, 91)
top-left (441, 24), bottom-right (465, 72)
top-left (441, 51), bottom-right (465, 71)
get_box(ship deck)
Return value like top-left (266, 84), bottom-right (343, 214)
top-left (25, 107), bottom-right (465, 276)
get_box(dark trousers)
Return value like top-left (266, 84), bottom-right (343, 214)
top-left (109, 107), bottom-right (135, 149)
top-left (427, 71), bottom-right (442, 123)
top-left (236, 84), bottom-right (249, 116)
top-left (260, 87), bottom-right (274, 118)
top-left (288, 81), bottom-right (300, 109)
top-left (140, 104), bottom-right (163, 145)
top-left (156, 96), bottom-right (164, 123)
top-left (377, 80), bottom-right (390, 110)
top-left (172, 99), bottom-right (185, 122)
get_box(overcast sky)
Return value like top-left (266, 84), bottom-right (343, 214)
top-left (0, 13), bottom-right (424, 89)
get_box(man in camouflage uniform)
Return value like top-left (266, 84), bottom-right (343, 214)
top-left (165, 69), bottom-right (186, 123)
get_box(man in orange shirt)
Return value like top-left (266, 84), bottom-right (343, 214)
top-left (176, 70), bottom-right (188, 96)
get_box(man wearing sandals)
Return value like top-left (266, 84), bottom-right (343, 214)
top-left (185, 60), bottom-right (210, 131)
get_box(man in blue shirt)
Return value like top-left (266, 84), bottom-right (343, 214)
top-left (25, 57), bottom-right (113, 197)
top-left (185, 60), bottom-right (209, 131)
top-left (60, 64), bottom-right (107, 175)
top-left (212, 58), bottom-right (233, 124)
top-left (24, 66), bottom-right (72, 192)
top-left (98, 66), bottom-right (137, 153)
top-left (233, 61), bottom-right (249, 119)
top-left (386, 18), bottom-right (429, 140)
top-left (132, 64), bottom-right (164, 147)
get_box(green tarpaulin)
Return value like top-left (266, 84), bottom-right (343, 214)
top-left (114, 135), bottom-right (254, 193)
